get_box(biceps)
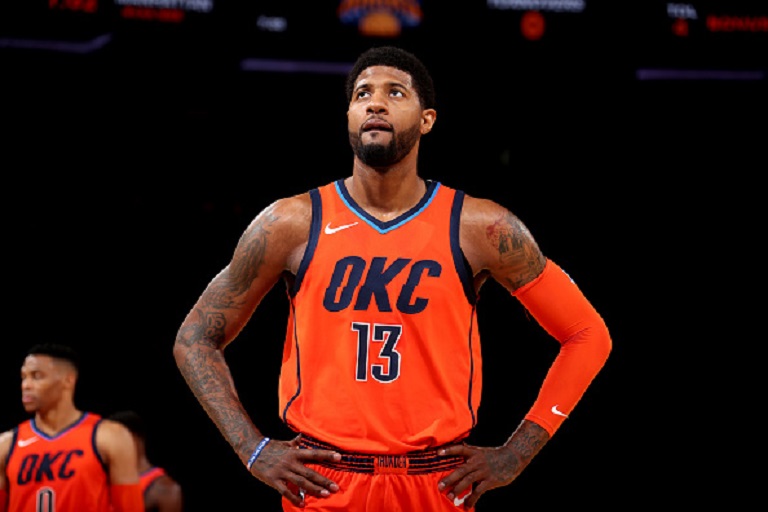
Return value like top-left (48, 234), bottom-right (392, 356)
top-left (105, 445), bottom-right (139, 485)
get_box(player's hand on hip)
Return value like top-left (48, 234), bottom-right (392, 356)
top-left (249, 436), bottom-right (341, 506)
top-left (437, 443), bottom-right (521, 510)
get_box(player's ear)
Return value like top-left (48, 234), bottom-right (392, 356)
top-left (63, 370), bottom-right (77, 392)
top-left (421, 109), bottom-right (436, 134)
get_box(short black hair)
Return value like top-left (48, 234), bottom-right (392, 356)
top-left (108, 410), bottom-right (147, 440)
top-left (345, 46), bottom-right (435, 110)
top-left (26, 343), bottom-right (80, 372)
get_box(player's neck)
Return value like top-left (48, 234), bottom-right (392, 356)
top-left (35, 403), bottom-right (82, 435)
top-left (347, 162), bottom-right (425, 220)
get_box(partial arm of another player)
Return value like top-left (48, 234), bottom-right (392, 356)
top-left (172, 195), bottom-right (340, 506)
top-left (0, 430), bottom-right (12, 512)
top-left (440, 196), bottom-right (612, 508)
top-left (146, 475), bottom-right (183, 512)
top-left (97, 420), bottom-right (143, 512)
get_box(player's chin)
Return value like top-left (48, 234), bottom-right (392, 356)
top-left (362, 129), bottom-right (392, 141)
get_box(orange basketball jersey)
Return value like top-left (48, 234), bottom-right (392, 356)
top-left (139, 466), bottom-right (166, 499)
top-left (5, 412), bottom-right (111, 512)
top-left (280, 180), bottom-right (482, 453)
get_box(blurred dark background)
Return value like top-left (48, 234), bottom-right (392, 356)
top-left (2, 0), bottom-right (766, 510)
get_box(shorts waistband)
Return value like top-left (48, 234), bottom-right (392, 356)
top-left (298, 435), bottom-right (464, 475)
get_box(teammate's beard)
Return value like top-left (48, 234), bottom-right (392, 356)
top-left (349, 122), bottom-right (421, 169)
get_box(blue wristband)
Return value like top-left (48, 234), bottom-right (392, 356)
top-left (246, 437), bottom-right (271, 471)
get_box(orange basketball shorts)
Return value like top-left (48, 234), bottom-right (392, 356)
top-left (282, 436), bottom-right (473, 512)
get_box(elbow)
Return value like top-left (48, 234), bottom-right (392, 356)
top-left (599, 333), bottom-right (612, 367)
top-left (172, 331), bottom-right (193, 369)
top-left (172, 339), bottom-right (184, 367)
top-left (599, 315), bottom-right (612, 357)
top-left (591, 318), bottom-right (613, 367)
top-left (562, 317), bottom-right (612, 370)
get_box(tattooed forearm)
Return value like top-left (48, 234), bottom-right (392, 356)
top-left (172, 210), bottom-right (282, 461)
top-left (482, 420), bottom-right (550, 487)
top-left (174, 309), bottom-right (260, 456)
top-left (178, 349), bottom-right (258, 457)
top-left (176, 307), bottom-right (226, 349)
top-left (507, 420), bottom-right (549, 462)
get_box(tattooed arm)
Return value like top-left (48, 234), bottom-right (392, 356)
top-left (439, 195), bottom-right (611, 509)
top-left (173, 193), bottom-right (340, 506)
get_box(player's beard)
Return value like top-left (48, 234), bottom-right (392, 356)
top-left (349, 121), bottom-right (421, 169)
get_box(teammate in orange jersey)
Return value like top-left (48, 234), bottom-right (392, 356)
top-left (173, 45), bottom-right (612, 511)
top-left (108, 410), bottom-right (183, 512)
top-left (0, 343), bottom-right (143, 512)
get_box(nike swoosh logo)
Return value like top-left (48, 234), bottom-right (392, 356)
top-left (324, 222), bottom-right (359, 235)
top-left (453, 490), bottom-right (471, 507)
top-left (551, 405), bottom-right (569, 418)
top-left (17, 437), bottom-right (39, 447)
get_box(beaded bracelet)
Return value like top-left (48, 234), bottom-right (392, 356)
top-left (246, 437), bottom-right (271, 471)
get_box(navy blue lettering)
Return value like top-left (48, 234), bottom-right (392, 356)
top-left (354, 257), bottom-right (410, 312)
top-left (397, 261), bottom-right (441, 314)
top-left (35, 453), bottom-right (62, 482)
top-left (16, 454), bottom-right (39, 485)
top-left (15, 450), bottom-right (85, 485)
top-left (60, 450), bottom-right (84, 478)
top-left (324, 256), bottom-right (366, 311)
top-left (324, 257), bottom-right (442, 314)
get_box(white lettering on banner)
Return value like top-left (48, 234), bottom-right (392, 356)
top-left (113, 0), bottom-right (213, 13)
top-left (487, 0), bottom-right (585, 13)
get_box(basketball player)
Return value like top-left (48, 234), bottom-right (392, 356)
top-left (0, 343), bottom-right (143, 512)
top-left (173, 46), bottom-right (612, 511)
top-left (108, 410), bottom-right (183, 512)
